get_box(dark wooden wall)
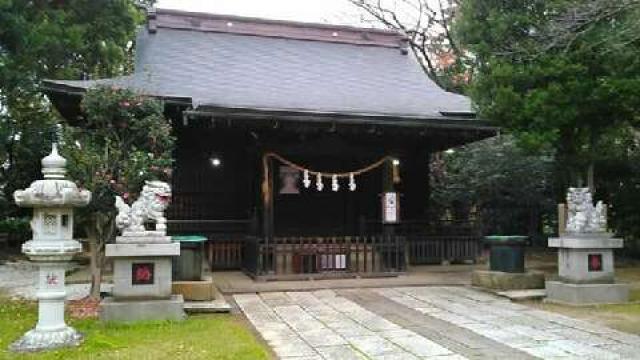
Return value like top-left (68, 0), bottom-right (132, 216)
top-left (167, 125), bottom-right (256, 222)
top-left (272, 156), bottom-right (383, 236)
top-left (168, 117), bottom-right (434, 238)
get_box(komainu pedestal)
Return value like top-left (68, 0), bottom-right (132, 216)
top-left (546, 188), bottom-right (629, 305)
top-left (99, 181), bottom-right (185, 322)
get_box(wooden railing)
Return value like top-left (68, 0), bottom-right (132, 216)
top-left (364, 219), bottom-right (482, 265)
top-left (403, 220), bottom-right (481, 264)
top-left (244, 235), bottom-right (406, 280)
top-left (167, 219), bottom-right (249, 270)
top-left (167, 219), bottom-right (481, 273)
top-left (406, 234), bottom-right (480, 264)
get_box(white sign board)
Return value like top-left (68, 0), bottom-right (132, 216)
top-left (382, 192), bottom-right (399, 224)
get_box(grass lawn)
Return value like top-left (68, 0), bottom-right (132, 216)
top-left (0, 298), bottom-right (271, 360)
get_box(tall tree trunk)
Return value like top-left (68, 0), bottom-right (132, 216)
top-left (587, 130), bottom-right (597, 194)
top-left (86, 212), bottom-right (115, 299)
top-left (587, 162), bottom-right (595, 194)
top-left (88, 236), bottom-right (103, 299)
top-left (556, 130), bottom-right (579, 200)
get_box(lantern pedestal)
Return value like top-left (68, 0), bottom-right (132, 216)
top-left (10, 261), bottom-right (83, 352)
top-left (11, 326), bottom-right (82, 353)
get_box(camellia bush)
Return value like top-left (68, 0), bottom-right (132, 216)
top-left (61, 86), bottom-right (174, 298)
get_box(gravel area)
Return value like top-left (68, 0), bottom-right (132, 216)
top-left (0, 260), bottom-right (37, 294)
top-left (0, 261), bottom-right (111, 300)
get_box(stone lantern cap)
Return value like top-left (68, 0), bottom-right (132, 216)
top-left (14, 144), bottom-right (91, 208)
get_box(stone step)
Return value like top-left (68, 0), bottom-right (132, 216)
top-left (496, 289), bottom-right (547, 301)
top-left (183, 299), bottom-right (232, 313)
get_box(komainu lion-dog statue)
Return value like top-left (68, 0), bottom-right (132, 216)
top-left (115, 181), bottom-right (171, 235)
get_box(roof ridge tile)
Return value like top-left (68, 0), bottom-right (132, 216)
top-left (150, 8), bottom-right (408, 48)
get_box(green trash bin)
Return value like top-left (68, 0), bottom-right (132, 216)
top-left (172, 235), bottom-right (207, 281)
top-left (483, 235), bottom-right (528, 273)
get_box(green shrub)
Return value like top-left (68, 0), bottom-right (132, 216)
top-left (0, 217), bottom-right (30, 236)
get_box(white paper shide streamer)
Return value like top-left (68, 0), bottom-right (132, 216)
top-left (316, 172), bottom-right (324, 191)
top-left (303, 169), bottom-right (311, 188)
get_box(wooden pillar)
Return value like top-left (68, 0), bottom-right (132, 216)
top-left (261, 153), bottom-right (274, 239)
top-left (247, 145), bottom-right (259, 236)
top-left (261, 153), bottom-right (275, 274)
top-left (558, 203), bottom-right (566, 236)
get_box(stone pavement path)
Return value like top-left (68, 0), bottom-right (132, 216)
top-left (234, 286), bottom-right (640, 360)
top-left (361, 287), bottom-right (640, 359)
top-left (340, 289), bottom-right (534, 359)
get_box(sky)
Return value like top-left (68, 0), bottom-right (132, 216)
top-left (156, 0), bottom-right (368, 26)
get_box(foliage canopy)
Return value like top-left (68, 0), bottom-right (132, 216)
top-left (455, 0), bottom-right (640, 185)
top-left (431, 136), bottom-right (555, 239)
top-left (0, 0), bottom-right (149, 213)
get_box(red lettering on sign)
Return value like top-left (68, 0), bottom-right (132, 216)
top-left (135, 266), bottom-right (152, 282)
top-left (46, 274), bottom-right (58, 285)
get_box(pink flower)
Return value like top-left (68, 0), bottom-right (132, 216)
top-left (123, 192), bottom-right (129, 199)
top-left (120, 101), bottom-right (130, 108)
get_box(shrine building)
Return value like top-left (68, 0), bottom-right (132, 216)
top-left (44, 9), bottom-right (495, 280)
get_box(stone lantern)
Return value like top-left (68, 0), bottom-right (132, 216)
top-left (10, 144), bottom-right (91, 352)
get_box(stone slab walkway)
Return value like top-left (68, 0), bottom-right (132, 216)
top-left (234, 286), bottom-right (640, 360)
top-left (340, 289), bottom-right (534, 359)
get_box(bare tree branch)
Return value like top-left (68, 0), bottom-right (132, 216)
top-left (348, 0), bottom-right (470, 91)
top-left (535, 0), bottom-right (640, 56)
